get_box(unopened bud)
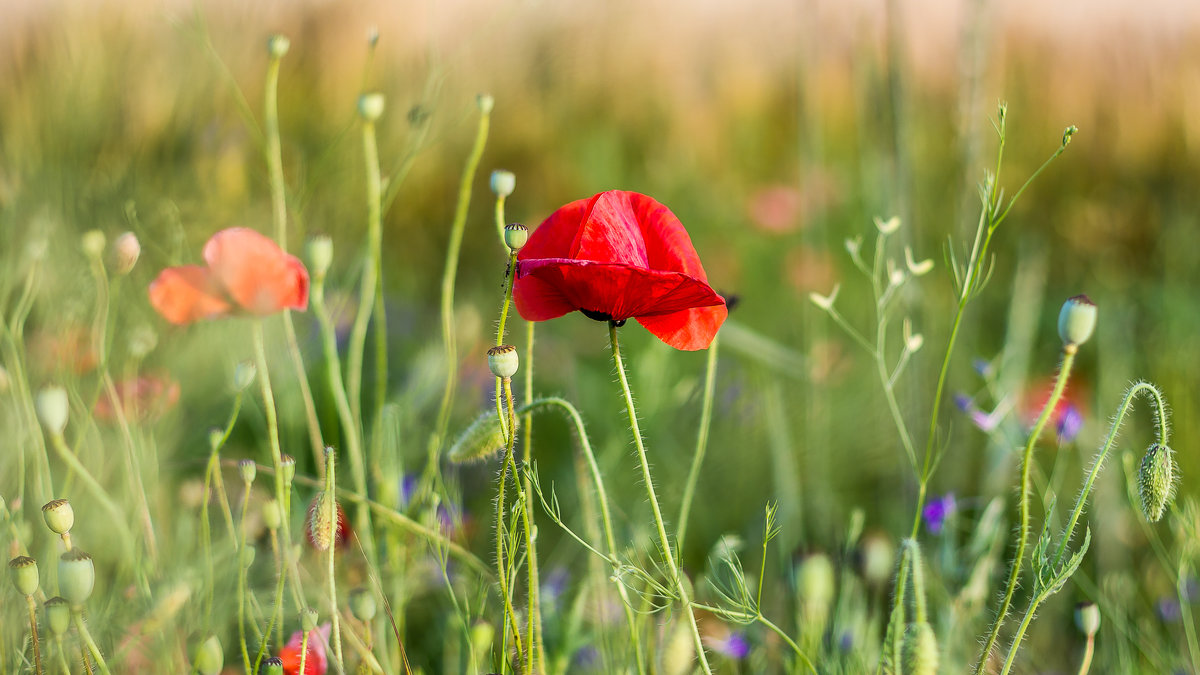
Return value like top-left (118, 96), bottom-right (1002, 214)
top-left (238, 459), bottom-right (257, 484)
top-left (267, 34), bottom-right (290, 59)
top-left (193, 634), bottom-right (224, 675)
top-left (487, 345), bottom-right (518, 379)
top-left (358, 92), bottom-right (385, 122)
top-left (490, 170), bottom-right (516, 198)
top-left (448, 409), bottom-right (514, 463)
top-left (280, 455), bottom-right (296, 486)
top-left (477, 94), bottom-right (494, 114)
top-left (234, 362), bottom-right (257, 392)
top-left (262, 499), bottom-right (282, 531)
top-left (114, 232), bottom-right (140, 274)
top-left (1139, 443), bottom-right (1178, 522)
top-left (42, 499), bottom-right (74, 535)
top-left (81, 230), bottom-right (106, 260)
top-left (307, 236), bottom-right (333, 282)
top-left (1058, 295), bottom-right (1097, 348)
top-left (349, 586), bottom-right (377, 621)
top-left (1075, 601), bottom-right (1100, 636)
top-left (35, 386), bottom-right (69, 436)
top-left (901, 622), bottom-right (939, 675)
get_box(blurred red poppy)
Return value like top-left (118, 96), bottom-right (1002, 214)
top-left (514, 190), bottom-right (727, 350)
top-left (93, 374), bottom-right (180, 423)
top-left (148, 227), bottom-right (308, 324)
top-left (279, 623), bottom-right (330, 675)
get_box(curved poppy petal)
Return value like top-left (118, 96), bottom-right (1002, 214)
top-left (519, 196), bottom-right (591, 260)
top-left (204, 227), bottom-right (310, 315)
top-left (629, 191), bottom-right (711, 281)
top-left (148, 265), bottom-right (233, 325)
top-left (518, 259), bottom-right (723, 321)
top-left (637, 304), bottom-right (728, 351)
top-left (569, 191), bottom-right (649, 267)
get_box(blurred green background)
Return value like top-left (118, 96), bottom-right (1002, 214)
top-left (3, 0), bottom-right (1200, 669)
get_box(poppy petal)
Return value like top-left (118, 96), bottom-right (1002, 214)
top-left (637, 304), bottom-right (728, 351)
top-left (519, 197), bottom-right (591, 260)
top-left (628, 191), bottom-right (711, 281)
top-left (203, 227), bottom-right (310, 315)
top-left (517, 259), bottom-right (723, 321)
top-left (148, 265), bottom-right (233, 325)
top-left (569, 191), bottom-right (649, 267)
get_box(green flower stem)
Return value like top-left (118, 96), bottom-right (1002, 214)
top-left (494, 377), bottom-right (526, 661)
top-left (53, 636), bottom-right (70, 675)
top-left (99, 370), bottom-right (158, 559)
top-left (73, 610), bottom-right (111, 675)
top-left (494, 194), bottom-right (508, 244)
top-left (25, 595), bottom-right (43, 675)
top-left (298, 630), bottom-right (310, 675)
top-left (1077, 632), bottom-right (1095, 675)
top-left (264, 43), bottom-right (327, 471)
top-left (47, 431), bottom-right (135, 555)
top-left (516, 396), bottom-right (645, 671)
top-left (324, 450), bottom-right (345, 667)
top-left (975, 346), bottom-right (1077, 672)
top-left (520, 319), bottom-right (548, 669)
top-left (237, 472), bottom-right (253, 674)
top-left (1, 277), bottom-right (54, 503)
top-left (508, 378), bottom-right (545, 674)
top-left (423, 98), bottom-right (492, 493)
top-left (677, 334), bottom-right (719, 552)
top-left (609, 323), bottom-right (712, 675)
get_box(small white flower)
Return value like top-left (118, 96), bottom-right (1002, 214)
top-left (845, 236), bottom-right (863, 258)
top-left (887, 259), bottom-right (905, 287)
top-left (905, 246), bottom-right (934, 276)
top-left (809, 284), bottom-right (840, 311)
top-left (874, 215), bottom-right (901, 235)
top-left (903, 318), bottom-right (924, 353)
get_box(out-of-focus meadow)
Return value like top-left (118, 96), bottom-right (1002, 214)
top-left (4, 0), bottom-right (1200, 672)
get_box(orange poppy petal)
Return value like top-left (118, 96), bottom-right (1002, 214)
top-left (204, 227), bottom-right (310, 315)
top-left (148, 265), bottom-right (233, 325)
top-left (637, 304), bottom-right (728, 351)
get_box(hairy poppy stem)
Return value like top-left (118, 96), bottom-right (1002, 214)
top-left (609, 323), bottom-right (713, 675)
top-left (975, 347), bottom-right (1075, 672)
top-left (494, 376), bottom-right (526, 661)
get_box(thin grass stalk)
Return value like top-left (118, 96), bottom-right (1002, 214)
top-left (73, 611), bottom-right (110, 675)
top-left (608, 322), bottom-right (712, 675)
top-left (677, 334), bottom-right (719, 552)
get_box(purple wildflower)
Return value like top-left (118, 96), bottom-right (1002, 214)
top-left (1056, 404), bottom-right (1083, 443)
top-left (922, 493), bottom-right (956, 535)
top-left (708, 631), bottom-right (750, 660)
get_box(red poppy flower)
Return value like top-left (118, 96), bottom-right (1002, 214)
top-left (148, 227), bottom-right (308, 324)
top-left (279, 623), bottom-right (330, 675)
top-left (513, 190), bottom-right (727, 350)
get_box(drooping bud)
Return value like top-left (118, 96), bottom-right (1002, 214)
top-left (448, 409), bottom-right (514, 463)
top-left (358, 92), bottom-right (385, 122)
top-left (114, 232), bottom-right (140, 274)
top-left (35, 386), bottom-right (69, 436)
top-left (349, 587), bottom-right (377, 622)
top-left (1058, 295), bottom-right (1097, 348)
top-left (490, 170), bottom-right (516, 198)
top-left (193, 634), bottom-right (224, 675)
top-left (58, 549), bottom-right (95, 605)
top-left (1138, 443), bottom-right (1178, 522)
top-left (1075, 601), bottom-right (1101, 637)
top-left (901, 622), bottom-right (939, 675)
top-left (487, 345), bottom-right (518, 379)
top-left (9, 556), bottom-right (39, 596)
top-left (307, 236), bottom-right (333, 282)
top-left (238, 459), bottom-right (257, 484)
top-left (267, 34), bottom-right (290, 59)
top-left (45, 597), bottom-right (71, 636)
top-left (503, 223), bottom-right (528, 251)
top-left (42, 498), bottom-right (74, 535)
top-left (81, 230), bottom-right (107, 260)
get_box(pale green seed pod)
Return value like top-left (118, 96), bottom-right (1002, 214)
top-left (491, 170), bottom-right (516, 198)
top-left (504, 223), bottom-right (528, 251)
top-left (81, 230), bottom-right (106, 260)
top-left (797, 552), bottom-right (835, 609)
top-left (448, 409), bottom-right (514, 463)
top-left (193, 634), bottom-right (224, 675)
top-left (44, 597), bottom-right (71, 636)
top-left (114, 232), bottom-right (140, 275)
top-left (301, 607), bottom-right (319, 632)
top-left (261, 657), bottom-right (284, 675)
top-left (9, 556), bottom-right (39, 596)
top-left (1139, 443), bottom-right (1178, 522)
top-left (901, 622), bottom-right (939, 675)
top-left (1058, 295), bottom-right (1097, 348)
top-left (477, 93), bottom-right (495, 114)
top-left (858, 531), bottom-right (895, 589)
top-left (487, 344), bottom-right (518, 379)
top-left (35, 386), bottom-right (69, 436)
top-left (241, 544), bottom-right (257, 569)
top-left (238, 459), bottom-right (257, 484)
top-left (281, 455), bottom-right (296, 487)
top-left (358, 92), bottom-right (385, 122)
top-left (1075, 601), bottom-right (1101, 636)
top-left (233, 362), bottom-right (257, 392)
top-left (262, 499), bottom-right (282, 531)
top-left (349, 587), bottom-right (377, 622)
top-left (307, 236), bottom-right (333, 282)
top-left (58, 549), bottom-right (95, 605)
top-left (267, 34), bottom-right (290, 58)
top-left (42, 498), bottom-right (74, 535)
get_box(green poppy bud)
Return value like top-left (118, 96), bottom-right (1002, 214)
top-left (487, 344), bottom-right (518, 379)
top-left (491, 170), bottom-right (516, 198)
top-left (1075, 601), bottom-right (1100, 637)
top-left (358, 92), bottom-right (385, 122)
top-left (307, 235), bottom-right (333, 282)
top-left (241, 544), bottom-right (257, 569)
top-left (58, 549), bottom-right (95, 606)
top-left (238, 459), bottom-right (257, 484)
top-left (42, 498), bottom-right (74, 535)
top-left (193, 634), bottom-right (224, 675)
top-left (281, 454), bottom-right (296, 487)
top-left (448, 409), bottom-right (514, 463)
top-left (35, 386), bottom-right (69, 436)
top-left (504, 223), bottom-right (528, 251)
top-left (308, 493), bottom-right (336, 552)
top-left (9, 556), bottom-right (39, 596)
top-left (477, 93), bottom-right (494, 114)
top-left (901, 622), bottom-right (939, 675)
top-left (262, 499), bottom-right (282, 531)
top-left (267, 34), bottom-right (290, 59)
top-left (234, 362), bottom-right (257, 392)
top-left (1058, 294), bottom-right (1097, 348)
top-left (1139, 443), bottom-right (1178, 522)
top-left (81, 230), bottom-right (106, 261)
top-left (114, 232), bottom-right (140, 275)
top-left (44, 597), bottom-right (71, 637)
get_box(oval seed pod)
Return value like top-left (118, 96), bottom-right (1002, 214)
top-left (504, 223), bottom-right (528, 251)
top-left (58, 549), bottom-right (95, 605)
top-left (1058, 295), bottom-right (1097, 348)
top-left (8, 556), bottom-right (39, 596)
top-left (1139, 443), bottom-right (1178, 522)
top-left (193, 634), bottom-right (224, 675)
top-left (35, 387), bottom-right (69, 436)
top-left (487, 345), bottom-right (519, 379)
top-left (1075, 601), bottom-right (1101, 637)
top-left (348, 587), bottom-right (377, 622)
top-left (42, 498), bottom-right (75, 535)
top-left (44, 597), bottom-right (71, 636)
top-left (491, 171), bottom-right (516, 198)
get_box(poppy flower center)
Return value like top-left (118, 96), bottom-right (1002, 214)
top-left (580, 309), bottom-right (626, 327)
